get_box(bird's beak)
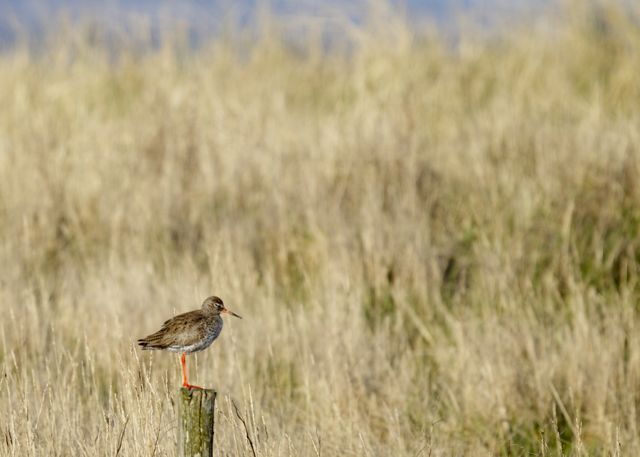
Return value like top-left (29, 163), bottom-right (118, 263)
top-left (223, 307), bottom-right (242, 319)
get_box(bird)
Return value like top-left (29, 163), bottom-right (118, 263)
top-left (137, 296), bottom-right (242, 389)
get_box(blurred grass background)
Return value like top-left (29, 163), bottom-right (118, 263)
top-left (1, 1), bottom-right (640, 455)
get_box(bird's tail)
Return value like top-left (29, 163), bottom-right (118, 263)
top-left (137, 332), bottom-right (167, 350)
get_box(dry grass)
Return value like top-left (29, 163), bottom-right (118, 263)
top-left (2, 2), bottom-right (640, 455)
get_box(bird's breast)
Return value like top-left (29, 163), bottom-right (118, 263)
top-left (208, 317), bottom-right (224, 342)
top-left (196, 316), bottom-right (224, 351)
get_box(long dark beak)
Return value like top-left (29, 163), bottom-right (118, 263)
top-left (223, 307), bottom-right (242, 319)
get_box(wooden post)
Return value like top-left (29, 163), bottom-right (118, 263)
top-left (179, 388), bottom-right (216, 457)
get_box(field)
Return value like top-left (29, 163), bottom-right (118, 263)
top-left (1, 2), bottom-right (640, 455)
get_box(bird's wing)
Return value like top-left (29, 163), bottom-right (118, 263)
top-left (139, 311), bottom-right (206, 349)
top-left (160, 311), bottom-right (208, 347)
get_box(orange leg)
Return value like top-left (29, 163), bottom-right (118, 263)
top-left (180, 352), bottom-right (203, 390)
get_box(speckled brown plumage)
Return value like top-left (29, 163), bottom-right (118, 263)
top-left (137, 296), bottom-right (241, 389)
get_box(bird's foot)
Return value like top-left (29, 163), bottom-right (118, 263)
top-left (182, 382), bottom-right (205, 390)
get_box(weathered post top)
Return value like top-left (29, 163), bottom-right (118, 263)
top-left (179, 387), bottom-right (217, 457)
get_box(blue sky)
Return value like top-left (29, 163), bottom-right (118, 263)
top-left (0, 0), bottom-right (548, 47)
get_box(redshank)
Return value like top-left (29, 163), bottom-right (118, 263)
top-left (137, 296), bottom-right (241, 389)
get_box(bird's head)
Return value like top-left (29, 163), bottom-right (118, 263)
top-left (203, 296), bottom-right (242, 318)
